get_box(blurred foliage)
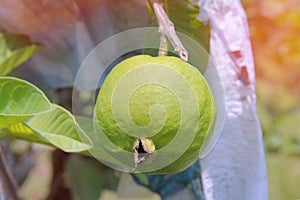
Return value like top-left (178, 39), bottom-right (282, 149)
top-left (66, 155), bottom-right (119, 200)
top-left (0, 34), bottom-right (37, 76)
top-left (243, 0), bottom-right (300, 199)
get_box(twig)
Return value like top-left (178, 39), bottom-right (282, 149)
top-left (147, 0), bottom-right (188, 61)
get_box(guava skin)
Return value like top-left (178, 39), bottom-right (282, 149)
top-left (94, 55), bottom-right (216, 174)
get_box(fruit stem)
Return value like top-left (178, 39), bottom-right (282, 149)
top-left (147, 0), bottom-right (189, 61)
top-left (159, 34), bottom-right (168, 57)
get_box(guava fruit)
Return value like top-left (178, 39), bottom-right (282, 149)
top-left (94, 55), bottom-right (216, 174)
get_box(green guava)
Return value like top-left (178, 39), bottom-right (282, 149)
top-left (94, 55), bottom-right (216, 174)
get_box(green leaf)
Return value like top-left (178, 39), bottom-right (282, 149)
top-left (0, 77), bottom-right (52, 129)
top-left (150, 0), bottom-right (210, 52)
top-left (0, 33), bottom-right (37, 76)
top-left (134, 173), bottom-right (149, 185)
top-left (0, 106), bottom-right (93, 152)
top-left (0, 122), bottom-right (50, 144)
top-left (24, 104), bottom-right (92, 153)
top-left (76, 116), bottom-right (94, 134)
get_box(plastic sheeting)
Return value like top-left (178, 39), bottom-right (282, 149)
top-left (198, 0), bottom-right (268, 199)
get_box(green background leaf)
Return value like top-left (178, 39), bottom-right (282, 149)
top-left (0, 33), bottom-right (37, 76)
top-left (66, 156), bottom-right (104, 200)
top-left (274, 110), bottom-right (300, 155)
top-left (66, 155), bottom-right (119, 200)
